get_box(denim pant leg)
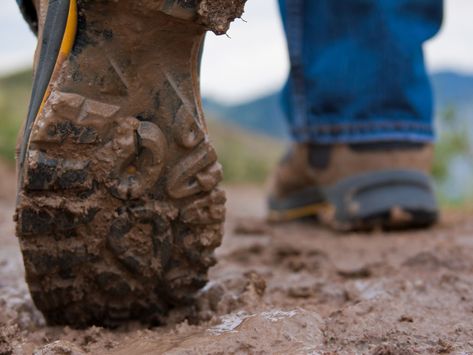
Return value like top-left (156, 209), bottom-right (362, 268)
top-left (278, 0), bottom-right (443, 143)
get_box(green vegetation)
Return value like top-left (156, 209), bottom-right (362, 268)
top-left (432, 106), bottom-right (473, 205)
top-left (433, 107), bottom-right (470, 178)
top-left (208, 120), bottom-right (284, 183)
top-left (0, 69), bottom-right (32, 161)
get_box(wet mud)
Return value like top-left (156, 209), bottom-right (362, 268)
top-left (3, 173), bottom-right (473, 353)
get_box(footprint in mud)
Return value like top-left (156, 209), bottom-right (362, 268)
top-left (273, 243), bottom-right (331, 273)
top-left (274, 272), bottom-right (350, 307)
top-left (225, 242), bottom-right (267, 264)
top-left (402, 248), bottom-right (469, 272)
top-left (233, 217), bottom-right (271, 237)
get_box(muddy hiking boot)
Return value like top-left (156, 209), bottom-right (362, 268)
top-left (15, 0), bottom-right (246, 327)
top-left (268, 142), bottom-right (439, 230)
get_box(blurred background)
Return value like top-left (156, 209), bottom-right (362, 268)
top-left (1, 0), bottom-right (473, 205)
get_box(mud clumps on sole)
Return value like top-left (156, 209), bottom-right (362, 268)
top-left (197, 0), bottom-right (247, 34)
top-left (133, 0), bottom-right (247, 35)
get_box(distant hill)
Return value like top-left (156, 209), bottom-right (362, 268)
top-left (430, 71), bottom-right (473, 109)
top-left (203, 93), bottom-right (289, 139)
top-left (203, 71), bottom-right (473, 140)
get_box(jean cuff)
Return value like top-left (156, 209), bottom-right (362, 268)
top-left (290, 120), bottom-right (435, 144)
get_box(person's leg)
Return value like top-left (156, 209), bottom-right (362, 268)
top-left (270, 0), bottom-right (443, 228)
top-left (278, 0), bottom-right (443, 143)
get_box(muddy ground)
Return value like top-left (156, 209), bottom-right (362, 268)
top-left (2, 162), bottom-right (473, 354)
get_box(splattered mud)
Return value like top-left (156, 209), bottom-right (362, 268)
top-left (2, 161), bottom-right (473, 353)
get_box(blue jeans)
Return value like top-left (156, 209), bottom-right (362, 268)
top-left (278, 0), bottom-right (443, 143)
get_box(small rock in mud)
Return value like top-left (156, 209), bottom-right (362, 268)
top-left (337, 265), bottom-right (372, 279)
top-left (197, 271), bottom-right (267, 319)
top-left (33, 340), bottom-right (85, 355)
top-left (371, 343), bottom-right (414, 355)
top-left (243, 271), bottom-right (266, 298)
top-left (398, 315), bottom-right (414, 323)
top-left (283, 273), bottom-right (317, 299)
top-left (234, 217), bottom-right (270, 236)
top-left (433, 339), bottom-right (454, 354)
top-left (79, 326), bottom-right (103, 348)
top-left (316, 282), bottom-right (351, 304)
top-left (196, 282), bottom-right (226, 321)
top-left (274, 243), bottom-right (302, 259)
top-left (200, 282), bottom-right (226, 312)
top-left (288, 285), bottom-right (314, 299)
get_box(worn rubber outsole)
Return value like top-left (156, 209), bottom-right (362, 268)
top-left (268, 170), bottom-right (438, 231)
top-left (16, 0), bottom-right (226, 327)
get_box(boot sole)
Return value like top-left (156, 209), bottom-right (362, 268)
top-left (268, 170), bottom-right (438, 231)
top-left (16, 0), bottom-right (225, 327)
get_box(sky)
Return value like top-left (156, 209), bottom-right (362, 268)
top-left (1, 0), bottom-right (473, 104)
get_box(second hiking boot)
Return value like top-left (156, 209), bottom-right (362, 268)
top-left (268, 142), bottom-right (438, 230)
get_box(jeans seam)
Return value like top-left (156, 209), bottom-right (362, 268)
top-left (285, 0), bottom-right (307, 132)
top-left (291, 120), bottom-right (433, 133)
top-left (290, 121), bottom-right (435, 143)
top-left (292, 134), bottom-right (435, 144)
